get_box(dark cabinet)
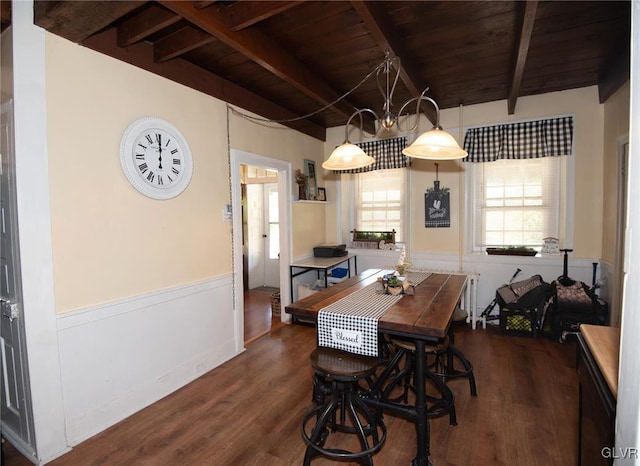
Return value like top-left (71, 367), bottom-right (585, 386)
top-left (577, 334), bottom-right (616, 466)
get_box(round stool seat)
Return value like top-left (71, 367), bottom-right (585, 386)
top-left (310, 347), bottom-right (378, 381)
top-left (302, 347), bottom-right (386, 466)
top-left (390, 336), bottom-right (450, 353)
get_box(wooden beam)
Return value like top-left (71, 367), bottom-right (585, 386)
top-left (350, 1), bottom-right (422, 97)
top-left (154, 26), bottom-right (215, 62)
top-left (82, 27), bottom-right (326, 141)
top-left (34, 0), bottom-right (146, 43)
top-left (158, 0), bottom-right (369, 131)
top-left (217, 1), bottom-right (300, 32)
top-left (193, 1), bottom-right (216, 9)
top-left (598, 45), bottom-right (630, 103)
top-left (508, 0), bottom-right (538, 115)
top-left (117, 3), bottom-right (181, 47)
top-left (350, 1), bottom-right (435, 125)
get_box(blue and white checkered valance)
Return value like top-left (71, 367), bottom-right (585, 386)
top-left (340, 136), bottom-right (407, 173)
top-left (463, 116), bottom-right (573, 163)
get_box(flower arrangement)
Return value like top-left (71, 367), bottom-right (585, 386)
top-left (395, 262), bottom-right (412, 276)
top-left (295, 169), bottom-right (307, 186)
top-left (395, 245), bottom-right (411, 276)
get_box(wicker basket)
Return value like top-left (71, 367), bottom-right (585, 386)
top-left (270, 292), bottom-right (281, 316)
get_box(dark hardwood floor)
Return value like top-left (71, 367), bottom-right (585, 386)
top-left (244, 288), bottom-right (284, 345)
top-left (3, 322), bottom-right (578, 465)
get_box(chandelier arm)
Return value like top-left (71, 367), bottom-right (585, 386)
top-left (396, 91), bottom-right (440, 133)
top-left (343, 108), bottom-right (381, 142)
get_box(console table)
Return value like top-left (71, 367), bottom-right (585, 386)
top-left (289, 254), bottom-right (357, 302)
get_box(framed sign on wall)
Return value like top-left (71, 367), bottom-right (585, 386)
top-left (304, 159), bottom-right (317, 200)
top-left (425, 180), bottom-right (450, 228)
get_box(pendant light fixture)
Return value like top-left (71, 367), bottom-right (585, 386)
top-left (323, 53), bottom-right (467, 171)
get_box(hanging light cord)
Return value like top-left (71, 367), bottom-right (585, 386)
top-left (229, 57), bottom-right (389, 125)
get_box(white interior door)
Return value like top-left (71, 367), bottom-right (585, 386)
top-left (263, 183), bottom-right (280, 287)
top-left (246, 183), bottom-right (265, 289)
top-left (1, 101), bottom-right (35, 455)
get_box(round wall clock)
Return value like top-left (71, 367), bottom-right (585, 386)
top-left (120, 117), bottom-right (193, 200)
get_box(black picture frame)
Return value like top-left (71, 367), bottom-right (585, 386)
top-left (425, 181), bottom-right (451, 228)
top-left (317, 187), bottom-right (326, 201)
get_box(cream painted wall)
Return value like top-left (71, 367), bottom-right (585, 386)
top-left (46, 33), bottom-right (329, 312)
top-left (326, 86), bottom-right (607, 259)
top-left (46, 34), bottom-right (231, 312)
top-left (229, 109), bottom-right (326, 258)
top-left (601, 81), bottom-right (630, 263)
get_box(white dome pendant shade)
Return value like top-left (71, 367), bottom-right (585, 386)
top-left (322, 142), bottom-right (375, 170)
top-left (402, 126), bottom-right (468, 160)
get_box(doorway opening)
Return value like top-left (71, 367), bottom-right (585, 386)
top-left (230, 150), bottom-right (292, 348)
top-left (242, 166), bottom-right (282, 343)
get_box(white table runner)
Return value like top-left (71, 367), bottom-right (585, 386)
top-left (318, 272), bottom-right (431, 356)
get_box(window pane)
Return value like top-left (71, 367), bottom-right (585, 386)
top-left (269, 224), bottom-right (279, 259)
top-left (473, 157), bottom-right (562, 249)
top-left (354, 168), bottom-right (406, 242)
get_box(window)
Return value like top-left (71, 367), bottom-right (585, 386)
top-left (469, 157), bottom-right (564, 251)
top-left (351, 168), bottom-right (408, 243)
top-left (464, 116), bottom-right (573, 252)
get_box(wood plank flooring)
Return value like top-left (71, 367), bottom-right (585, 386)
top-left (2, 323), bottom-right (578, 466)
top-left (244, 288), bottom-right (284, 345)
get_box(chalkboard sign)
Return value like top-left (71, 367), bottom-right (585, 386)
top-left (425, 181), bottom-right (450, 228)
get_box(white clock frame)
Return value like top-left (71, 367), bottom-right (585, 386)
top-left (120, 116), bottom-right (193, 200)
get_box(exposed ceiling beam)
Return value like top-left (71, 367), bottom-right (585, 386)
top-left (154, 26), bottom-right (215, 62)
top-left (158, 0), bottom-right (372, 133)
top-left (350, 1), bottom-right (422, 97)
top-left (117, 3), bottom-right (181, 47)
top-left (598, 45), bottom-right (630, 103)
top-left (217, 1), bottom-right (301, 32)
top-left (34, 1), bottom-right (146, 43)
top-left (193, 1), bottom-right (216, 9)
top-left (508, 0), bottom-right (538, 115)
top-left (82, 27), bottom-right (326, 141)
top-left (350, 1), bottom-right (435, 125)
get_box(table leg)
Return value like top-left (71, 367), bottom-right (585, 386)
top-left (412, 339), bottom-right (432, 466)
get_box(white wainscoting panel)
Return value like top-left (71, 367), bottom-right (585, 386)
top-left (57, 274), bottom-right (239, 445)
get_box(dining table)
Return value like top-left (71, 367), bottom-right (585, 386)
top-left (285, 268), bottom-right (469, 466)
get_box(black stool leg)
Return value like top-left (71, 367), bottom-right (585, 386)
top-left (447, 344), bottom-right (477, 396)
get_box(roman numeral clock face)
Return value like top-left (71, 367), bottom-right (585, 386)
top-left (120, 117), bottom-right (193, 200)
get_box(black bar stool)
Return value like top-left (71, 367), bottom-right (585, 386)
top-left (301, 347), bottom-right (386, 466)
top-left (382, 338), bottom-right (458, 426)
top-left (428, 334), bottom-right (477, 397)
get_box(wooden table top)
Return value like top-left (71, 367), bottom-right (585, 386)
top-left (580, 324), bottom-right (620, 398)
top-left (285, 269), bottom-right (468, 340)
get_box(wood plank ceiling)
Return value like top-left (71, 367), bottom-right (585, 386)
top-left (2, 1), bottom-right (631, 141)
